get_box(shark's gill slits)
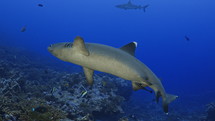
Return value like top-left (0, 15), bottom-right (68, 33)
top-left (64, 43), bottom-right (72, 48)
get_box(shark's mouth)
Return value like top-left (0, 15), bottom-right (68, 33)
top-left (47, 47), bottom-right (53, 53)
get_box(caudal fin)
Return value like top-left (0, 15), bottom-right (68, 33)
top-left (163, 94), bottom-right (178, 114)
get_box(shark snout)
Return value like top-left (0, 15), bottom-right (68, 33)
top-left (47, 45), bottom-right (53, 53)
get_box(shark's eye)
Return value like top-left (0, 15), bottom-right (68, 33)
top-left (49, 44), bottom-right (52, 47)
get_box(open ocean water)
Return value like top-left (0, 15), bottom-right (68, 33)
top-left (0, 0), bottom-right (215, 121)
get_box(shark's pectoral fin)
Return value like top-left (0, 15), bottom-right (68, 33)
top-left (120, 42), bottom-right (137, 56)
top-left (143, 87), bottom-right (153, 93)
top-left (155, 91), bottom-right (162, 103)
top-left (83, 67), bottom-right (94, 85)
top-left (132, 82), bottom-right (142, 91)
top-left (132, 82), bottom-right (152, 93)
top-left (73, 36), bottom-right (89, 56)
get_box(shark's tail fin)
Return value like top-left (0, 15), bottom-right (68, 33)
top-left (162, 93), bottom-right (178, 114)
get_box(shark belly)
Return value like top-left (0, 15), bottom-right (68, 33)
top-left (87, 55), bottom-right (139, 81)
top-left (75, 43), bottom-right (142, 82)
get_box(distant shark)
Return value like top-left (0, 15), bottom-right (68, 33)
top-left (48, 36), bottom-right (178, 113)
top-left (116, 0), bottom-right (149, 12)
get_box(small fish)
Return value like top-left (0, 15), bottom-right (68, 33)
top-left (64, 83), bottom-right (69, 87)
top-left (81, 91), bottom-right (88, 98)
top-left (102, 81), bottom-right (107, 86)
top-left (20, 26), bottom-right (26, 32)
top-left (38, 4), bottom-right (44, 7)
top-left (33, 106), bottom-right (48, 113)
top-left (185, 35), bottom-right (190, 41)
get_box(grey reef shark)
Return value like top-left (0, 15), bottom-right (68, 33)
top-left (48, 36), bottom-right (178, 114)
top-left (116, 0), bottom-right (149, 12)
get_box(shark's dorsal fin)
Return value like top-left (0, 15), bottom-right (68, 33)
top-left (73, 36), bottom-right (89, 56)
top-left (120, 42), bottom-right (137, 56)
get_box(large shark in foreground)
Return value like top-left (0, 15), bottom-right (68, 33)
top-left (48, 36), bottom-right (178, 113)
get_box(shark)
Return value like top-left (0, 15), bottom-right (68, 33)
top-left (48, 36), bottom-right (178, 113)
top-left (116, 0), bottom-right (149, 12)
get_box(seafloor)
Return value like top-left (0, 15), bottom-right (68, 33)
top-left (0, 46), bottom-right (214, 121)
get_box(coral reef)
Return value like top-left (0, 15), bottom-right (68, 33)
top-left (0, 45), bottom-right (210, 121)
top-left (203, 102), bottom-right (215, 121)
top-left (0, 96), bottom-right (66, 121)
top-left (0, 46), bottom-right (132, 121)
top-left (48, 73), bottom-right (128, 120)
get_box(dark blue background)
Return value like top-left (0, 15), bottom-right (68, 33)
top-left (0, 0), bottom-right (215, 105)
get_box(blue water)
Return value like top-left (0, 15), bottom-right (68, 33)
top-left (0, 0), bottom-right (215, 117)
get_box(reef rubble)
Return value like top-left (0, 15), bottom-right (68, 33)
top-left (0, 46), bottom-right (133, 121)
top-left (202, 102), bottom-right (215, 121)
top-left (0, 45), bottom-right (211, 121)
